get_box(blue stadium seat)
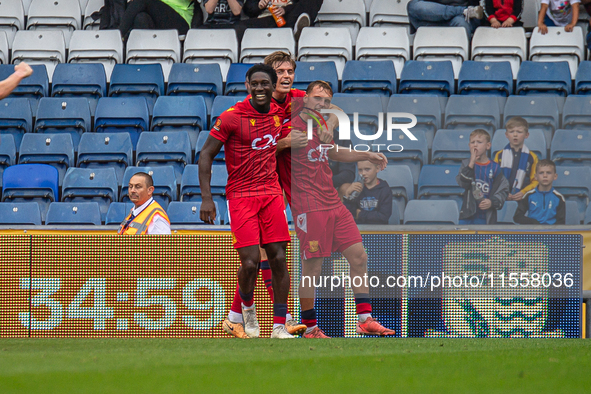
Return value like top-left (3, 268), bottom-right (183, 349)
top-left (0, 97), bottom-right (32, 150)
top-left (574, 61), bottom-right (591, 95)
top-left (0, 202), bottom-right (42, 225)
top-left (403, 200), bottom-right (459, 225)
top-left (136, 131), bottom-right (192, 183)
top-left (331, 94), bottom-right (385, 146)
top-left (0, 134), bottom-right (16, 186)
top-left (94, 97), bottom-right (150, 148)
top-left (503, 96), bottom-right (559, 149)
top-left (61, 167), bottom-right (118, 223)
top-left (211, 95), bottom-right (247, 126)
top-left (431, 129), bottom-right (471, 165)
top-left (151, 95), bottom-right (207, 150)
top-left (554, 166), bottom-right (591, 221)
top-left (388, 200), bottom-right (401, 225)
top-left (584, 202), bottom-right (591, 224)
top-left (1, 164), bottom-right (59, 221)
top-left (167, 63), bottom-right (223, 117)
top-left (195, 130), bottom-right (225, 163)
top-left (492, 129), bottom-right (547, 160)
top-left (0, 64), bottom-right (48, 112)
top-left (45, 202), bottom-right (102, 226)
top-left (377, 164), bottom-right (414, 221)
top-left (383, 129), bottom-right (428, 185)
top-left (457, 61), bottom-right (513, 96)
top-left (293, 61), bottom-right (339, 92)
top-left (108, 64), bottom-right (165, 116)
top-left (34, 97), bottom-right (91, 150)
top-left (516, 61), bottom-right (571, 96)
top-left (18, 133), bottom-right (74, 186)
top-left (341, 60), bottom-right (396, 96)
top-left (566, 200), bottom-right (580, 225)
top-left (551, 130), bottom-right (591, 166)
top-left (387, 95), bottom-right (444, 148)
top-left (399, 60), bottom-right (455, 97)
top-left (167, 201), bottom-right (221, 225)
top-left (51, 63), bottom-right (107, 116)
top-left (561, 95), bottom-right (591, 130)
top-left (496, 200), bottom-right (517, 225)
top-left (444, 96), bottom-right (500, 135)
top-left (105, 202), bottom-right (135, 225)
top-left (180, 164), bottom-right (227, 223)
top-left (77, 132), bottom-right (133, 186)
top-left (224, 63), bottom-right (252, 96)
top-left (121, 166), bottom-right (177, 209)
top-left (417, 165), bottom-right (463, 208)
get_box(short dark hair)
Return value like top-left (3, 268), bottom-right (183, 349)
top-left (130, 172), bottom-right (153, 188)
top-left (306, 80), bottom-right (333, 96)
top-left (246, 64), bottom-right (277, 86)
top-left (537, 159), bottom-right (556, 173)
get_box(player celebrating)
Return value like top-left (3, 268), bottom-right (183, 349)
top-left (291, 81), bottom-right (396, 338)
top-left (199, 64), bottom-right (295, 339)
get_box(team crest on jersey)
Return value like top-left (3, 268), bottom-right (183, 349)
top-left (309, 240), bottom-right (319, 253)
top-left (213, 118), bottom-right (222, 131)
top-left (250, 119), bottom-right (256, 126)
top-left (297, 213), bottom-right (307, 233)
top-left (227, 107), bottom-right (235, 111)
top-left (274, 115), bottom-right (281, 127)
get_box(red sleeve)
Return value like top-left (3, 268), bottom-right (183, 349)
top-left (210, 109), bottom-right (235, 143)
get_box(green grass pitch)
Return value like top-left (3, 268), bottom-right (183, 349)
top-left (1, 339), bottom-right (590, 393)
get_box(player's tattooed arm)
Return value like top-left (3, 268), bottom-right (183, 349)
top-left (198, 136), bottom-right (224, 224)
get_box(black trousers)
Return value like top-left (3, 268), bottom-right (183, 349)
top-left (119, 0), bottom-right (191, 39)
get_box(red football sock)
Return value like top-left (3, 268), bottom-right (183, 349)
top-left (260, 260), bottom-right (274, 302)
top-left (230, 284), bottom-right (242, 314)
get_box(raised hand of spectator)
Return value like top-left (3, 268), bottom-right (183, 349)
top-left (344, 182), bottom-right (363, 198)
top-left (258, 0), bottom-right (271, 9)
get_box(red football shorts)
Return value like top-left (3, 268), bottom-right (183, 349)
top-left (228, 194), bottom-right (290, 249)
top-left (294, 204), bottom-right (362, 259)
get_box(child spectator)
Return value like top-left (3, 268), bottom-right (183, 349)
top-left (513, 159), bottom-right (566, 224)
top-left (457, 129), bottom-right (509, 224)
top-left (537, 0), bottom-right (579, 34)
top-left (343, 160), bottom-right (392, 224)
top-left (493, 116), bottom-right (538, 201)
top-left (201, 0), bottom-right (243, 27)
top-left (481, 0), bottom-right (523, 27)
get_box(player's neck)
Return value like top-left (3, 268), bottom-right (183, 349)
top-left (273, 91), bottom-right (288, 103)
top-left (249, 99), bottom-right (271, 114)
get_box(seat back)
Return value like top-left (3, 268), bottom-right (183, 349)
top-left (355, 26), bottom-right (409, 78)
top-left (458, 60), bottom-right (513, 96)
top-left (182, 28), bottom-right (238, 82)
top-left (516, 61), bottom-right (571, 96)
top-left (18, 133), bottom-right (74, 186)
top-left (240, 28), bottom-right (295, 63)
top-left (399, 60), bottom-right (455, 97)
top-left (444, 95), bottom-right (500, 135)
top-left (167, 201), bottom-right (220, 225)
top-left (0, 202), bottom-right (42, 225)
top-left (166, 62), bottom-right (223, 116)
top-left (126, 29), bottom-right (180, 80)
top-left (341, 60), bottom-right (396, 96)
top-left (68, 30), bottom-right (123, 82)
top-left (45, 202), bottom-right (101, 225)
top-left (51, 63), bottom-right (107, 116)
top-left (297, 27), bottom-right (353, 79)
top-left (403, 200), bottom-right (459, 224)
top-left (293, 61), bottom-right (339, 91)
top-left (77, 132), bottom-right (133, 186)
top-left (11, 30), bottom-right (66, 81)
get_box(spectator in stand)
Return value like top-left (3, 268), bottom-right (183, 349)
top-left (200, 0), bottom-right (244, 27)
top-left (481, 0), bottom-right (523, 27)
top-left (343, 160), bottom-right (392, 225)
top-left (537, 0), bottom-right (579, 34)
top-left (407, 0), bottom-right (484, 38)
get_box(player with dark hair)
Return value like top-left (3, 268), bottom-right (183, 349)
top-left (199, 64), bottom-right (295, 338)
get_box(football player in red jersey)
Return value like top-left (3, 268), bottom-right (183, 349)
top-left (199, 64), bottom-right (295, 339)
top-left (290, 81), bottom-right (397, 338)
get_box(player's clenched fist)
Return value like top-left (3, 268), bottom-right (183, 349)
top-left (200, 199), bottom-right (217, 224)
top-left (290, 130), bottom-right (308, 149)
top-left (14, 62), bottom-right (33, 78)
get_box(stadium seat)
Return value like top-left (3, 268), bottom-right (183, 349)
top-left (26, 0), bottom-right (80, 45)
top-left (136, 131), bottom-right (192, 183)
top-left (0, 64), bottom-right (48, 113)
top-left (355, 27), bottom-right (410, 79)
top-left (224, 63), bottom-right (253, 96)
top-left (457, 61), bottom-right (513, 96)
top-left (496, 200), bottom-right (517, 225)
top-left (383, 129), bottom-right (428, 185)
top-left (34, 97), bottom-right (92, 150)
top-left (121, 166), bottom-right (177, 209)
top-left (492, 129), bottom-right (547, 160)
top-left (166, 63), bottom-right (223, 117)
top-left (431, 130), bottom-right (471, 165)
top-left (0, 31), bottom-right (8, 64)
top-left (471, 27), bottom-right (527, 79)
top-left (0, 202), bottom-right (42, 225)
top-left (18, 133), bottom-right (74, 187)
top-left (566, 200), bottom-right (581, 225)
top-left (68, 30), bottom-right (124, 82)
top-left (516, 61), bottom-right (571, 96)
top-left (388, 200), bottom-right (401, 225)
top-left (109, 64), bottom-right (165, 115)
top-left (369, 0), bottom-right (411, 28)
top-left (331, 94), bottom-right (385, 146)
top-left (574, 61), bottom-right (591, 94)
top-left (551, 130), bottom-right (591, 166)
top-left (239, 28), bottom-right (295, 63)
top-left (51, 63), bottom-right (107, 116)
top-left (444, 96), bottom-right (500, 135)
top-left (1, 163), bottom-right (59, 221)
top-left (297, 27), bottom-right (353, 79)
top-left (167, 201), bottom-right (221, 225)
top-left (211, 95), bottom-right (247, 126)
top-left (376, 164), bottom-right (414, 221)
top-left (387, 95), bottom-right (444, 148)
top-left (315, 0), bottom-right (366, 42)
top-left (413, 27), bottom-right (469, 79)
top-left (417, 165), bottom-right (463, 208)
top-left (503, 96), bottom-right (559, 149)
top-left (195, 130), bottom-right (225, 162)
top-left (403, 200), bottom-right (459, 225)
top-left (11, 30), bottom-right (65, 81)
top-left (529, 26), bottom-right (585, 78)
top-left (77, 132), bottom-right (133, 186)
top-left (520, 0), bottom-right (539, 29)
top-left (0, 134), bottom-right (16, 186)
top-left (182, 28), bottom-right (238, 82)
top-left (126, 29), bottom-right (180, 81)
top-left (562, 95), bottom-right (591, 129)
top-left (0, 97), bottom-right (32, 149)
top-left (94, 97), bottom-right (150, 148)
top-left (341, 60), bottom-right (396, 96)
top-left (62, 167), bottom-right (118, 222)
top-left (83, 0), bottom-right (103, 30)
top-left (180, 164), bottom-right (227, 223)
top-left (293, 61), bottom-right (339, 92)
top-left (399, 60), bottom-right (455, 97)
top-left (45, 202), bottom-right (101, 226)
top-left (151, 95), bottom-right (207, 150)
top-left (22, 0), bottom-right (31, 15)
top-left (584, 203), bottom-right (591, 224)
top-left (105, 202), bottom-right (135, 225)
top-left (0, 0), bottom-right (25, 48)
top-left (553, 166), bottom-right (591, 221)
